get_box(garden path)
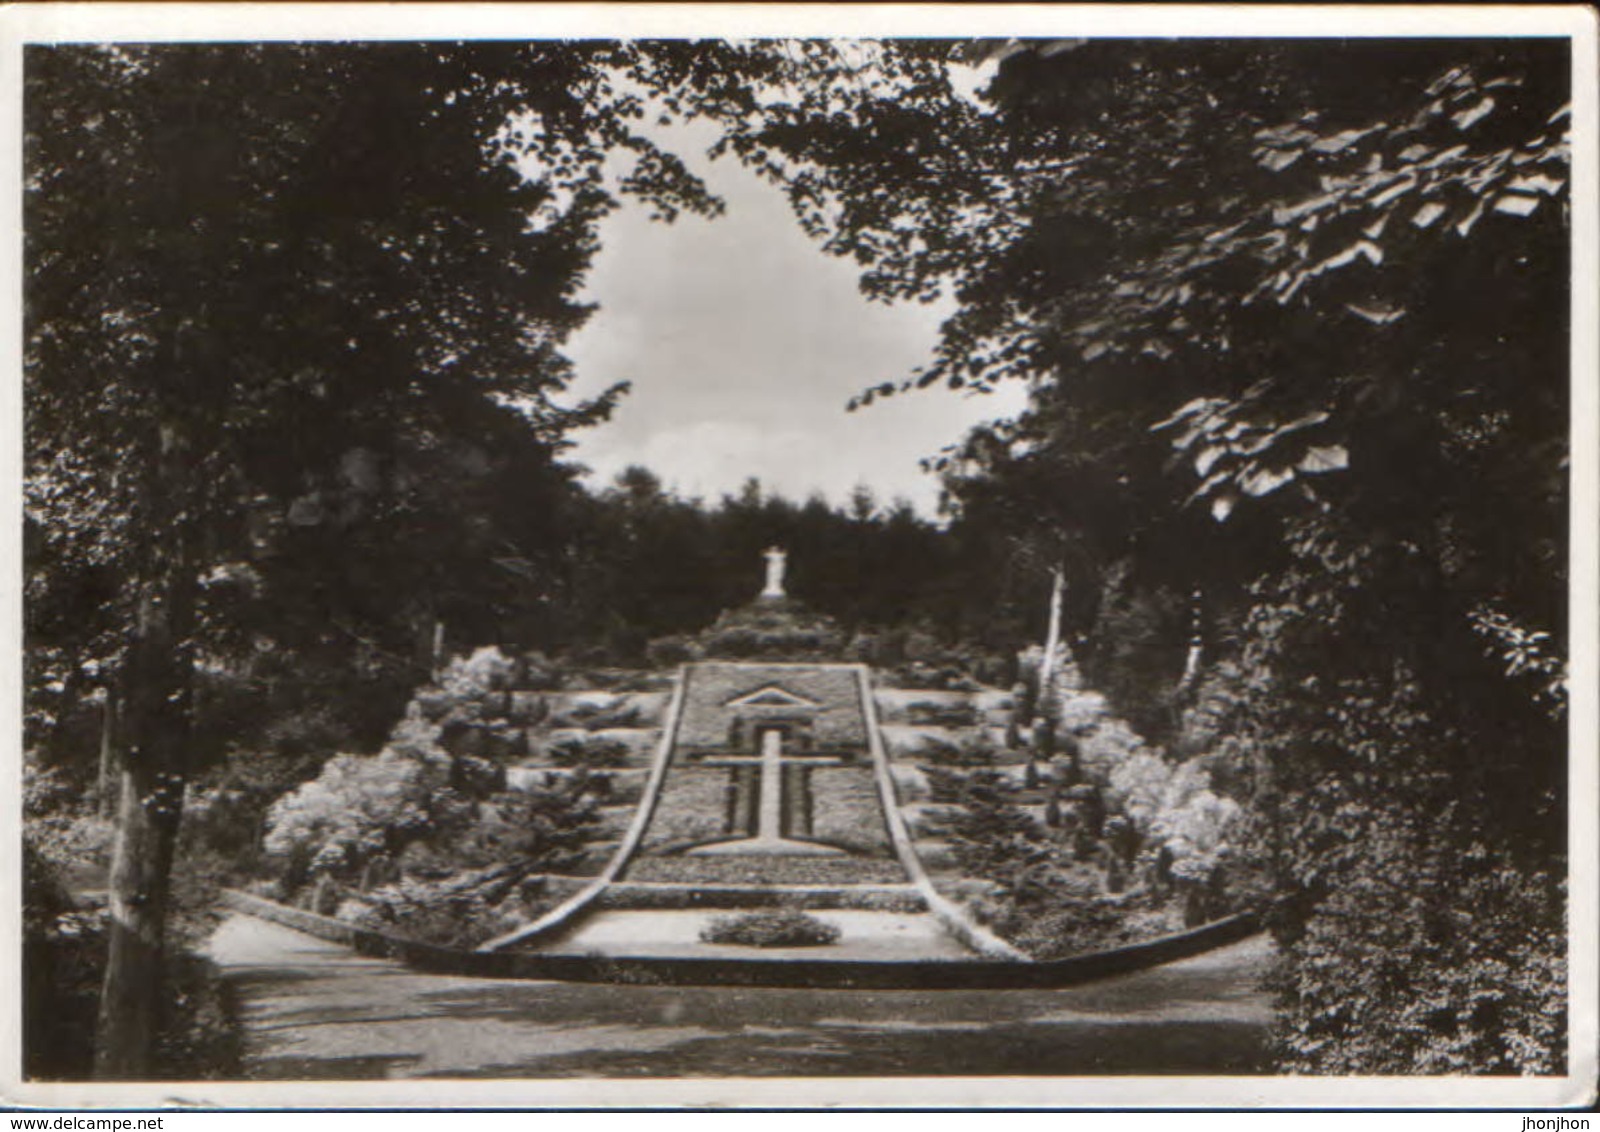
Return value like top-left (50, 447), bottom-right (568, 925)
top-left (206, 913), bottom-right (1276, 1079)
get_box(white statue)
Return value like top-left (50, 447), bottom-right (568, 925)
top-left (761, 546), bottom-right (787, 598)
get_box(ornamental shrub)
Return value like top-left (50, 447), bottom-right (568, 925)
top-left (699, 908), bottom-right (842, 948)
top-left (905, 699), bottom-right (980, 728)
top-left (263, 749), bottom-right (455, 887)
top-left (263, 742), bottom-right (604, 895)
top-left (549, 735), bottom-right (634, 767)
top-left (338, 872), bottom-right (536, 950)
top-left (439, 646), bottom-right (518, 697)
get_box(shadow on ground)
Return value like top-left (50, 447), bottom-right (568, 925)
top-left (208, 915), bottom-right (1277, 1079)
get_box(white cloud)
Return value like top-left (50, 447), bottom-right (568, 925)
top-left (562, 122), bottom-right (1030, 517)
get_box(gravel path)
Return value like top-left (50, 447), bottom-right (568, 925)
top-left (206, 913), bottom-right (1277, 1079)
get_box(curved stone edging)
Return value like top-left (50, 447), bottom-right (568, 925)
top-left (476, 667), bottom-right (691, 953)
top-left (856, 666), bottom-right (1031, 962)
top-left (221, 887), bottom-right (1263, 989)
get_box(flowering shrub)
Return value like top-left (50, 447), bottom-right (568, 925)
top-left (439, 646), bottom-right (518, 698)
top-left (1150, 786), bottom-right (1242, 860)
top-left (1105, 751), bottom-right (1172, 831)
top-left (263, 735), bottom-right (608, 896)
top-left (263, 749), bottom-right (455, 885)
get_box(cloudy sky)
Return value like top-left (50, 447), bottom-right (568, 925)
top-left (560, 121), bottom-right (1027, 517)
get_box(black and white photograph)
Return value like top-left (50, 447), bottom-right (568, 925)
top-left (8, 3), bottom-right (1597, 1110)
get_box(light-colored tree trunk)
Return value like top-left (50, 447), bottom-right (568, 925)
top-left (1037, 566), bottom-right (1065, 720)
top-left (1029, 566), bottom-right (1066, 767)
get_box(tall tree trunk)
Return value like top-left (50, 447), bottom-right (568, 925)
top-left (95, 421), bottom-right (196, 1080)
top-left (44, 662), bottom-right (84, 767)
top-left (97, 688), bottom-right (117, 818)
top-left (1178, 584), bottom-right (1205, 693)
top-left (94, 754), bottom-right (185, 1078)
top-left (1030, 566), bottom-right (1065, 765)
top-left (1036, 566), bottom-right (1065, 719)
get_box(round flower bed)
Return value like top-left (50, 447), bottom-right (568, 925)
top-left (699, 908), bottom-right (842, 948)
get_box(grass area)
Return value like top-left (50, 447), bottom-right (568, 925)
top-left (677, 663), bottom-right (866, 750)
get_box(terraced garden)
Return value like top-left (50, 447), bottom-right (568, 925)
top-left (253, 646), bottom-right (1264, 967)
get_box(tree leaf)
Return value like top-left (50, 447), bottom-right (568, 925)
top-left (1367, 175), bottom-right (1417, 210)
top-left (1455, 198), bottom-right (1488, 236)
top-left (1298, 444), bottom-right (1350, 474)
top-left (1345, 301), bottom-right (1406, 325)
top-left (1493, 193), bottom-right (1541, 217)
top-left (1187, 466), bottom-right (1235, 505)
top-left (1298, 239), bottom-right (1385, 294)
top-left (1239, 463), bottom-right (1297, 497)
top-left (1505, 173), bottom-right (1564, 196)
top-left (1312, 126), bottom-right (1378, 154)
top-left (1412, 200), bottom-right (1447, 228)
top-left (1150, 397), bottom-right (1220, 433)
top-left (1452, 95), bottom-right (1496, 130)
top-left (1194, 444), bottom-right (1227, 477)
top-left (1260, 146), bottom-right (1305, 172)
